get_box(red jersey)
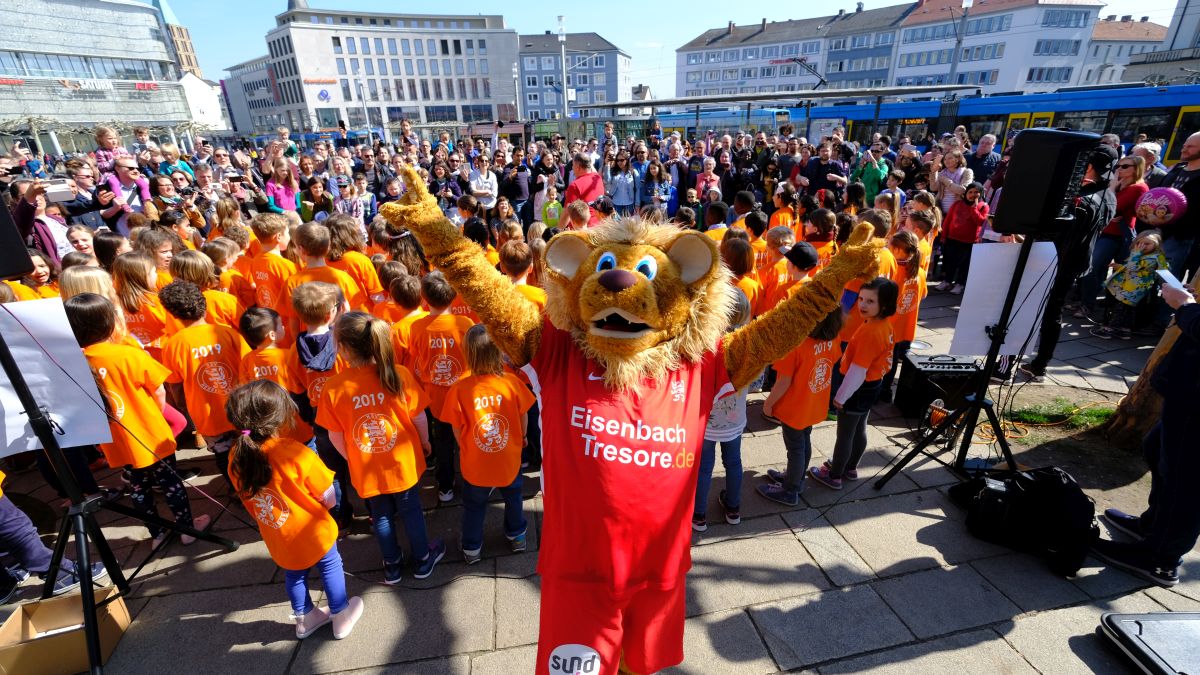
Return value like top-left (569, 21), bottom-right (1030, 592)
top-left (564, 172), bottom-right (605, 226)
top-left (522, 320), bottom-right (733, 597)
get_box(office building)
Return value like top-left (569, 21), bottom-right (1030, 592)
top-left (517, 32), bottom-right (632, 119)
top-left (221, 55), bottom-right (275, 134)
top-left (676, 18), bottom-right (828, 97)
top-left (1085, 15), bottom-right (1166, 84)
top-left (1123, 0), bottom-right (1200, 85)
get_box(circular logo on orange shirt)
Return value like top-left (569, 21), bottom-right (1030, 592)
top-left (808, 357), bottom-right (834, 394)
top-left (248, 489), bottom-right (291, 529)
top-left (472, 413), bottom-right (510, 453)
top-left (106, 389), bottom-right (126, 420)
top-left (196, 362), bottom-right (235, 395)
top-left (353, 413), bottom-right (398, 453)
top-left (430, 354), bottom-right (462, 387)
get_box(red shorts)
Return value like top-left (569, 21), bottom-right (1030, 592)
top-left (535, 578), bottom-right (686, 675)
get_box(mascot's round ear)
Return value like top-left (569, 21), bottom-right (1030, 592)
top-left (545, 232), bottom-right (593, 280)
top-left (666, 231), bottom-right (717, 285)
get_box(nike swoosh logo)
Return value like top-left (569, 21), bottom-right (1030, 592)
top-left (587, 372), bottom-right (604, 381)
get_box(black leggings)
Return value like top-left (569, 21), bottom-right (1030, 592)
top-left (129, 459), bottom-right (194, 538)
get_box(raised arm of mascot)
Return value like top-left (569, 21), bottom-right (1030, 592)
top-left (381, 165), bottom-right (881, 390)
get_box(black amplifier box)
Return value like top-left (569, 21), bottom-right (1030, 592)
top-left (895, 353), bottom-right (981, 418)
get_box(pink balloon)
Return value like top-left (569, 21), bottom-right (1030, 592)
top-left (1136, 187), bottom-right (1188, 227)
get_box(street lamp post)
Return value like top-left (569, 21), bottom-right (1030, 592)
top-left (512, 62), bottom-right (522, 121)
top-left (946, 0), bottom-right (973, 86)
top-left (558, 16), bottom-right (569, 120)
top-left (355, 79), bottom-right (372, 147)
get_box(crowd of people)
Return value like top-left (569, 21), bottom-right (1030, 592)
top-left (0, 114), bottom-right (1197, 640)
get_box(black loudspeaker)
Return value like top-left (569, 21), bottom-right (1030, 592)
top-left (895, 353), bottom-right (981, 418)
top-left (992, 128), bottom-right (1098, 236)
top-left (0, 204), bottom-right (34, 281)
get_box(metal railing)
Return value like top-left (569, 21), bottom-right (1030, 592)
top-left (1129, 47), bottom-right (1200, 64)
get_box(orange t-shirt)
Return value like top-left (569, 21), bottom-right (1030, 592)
top-left (735, 275), bottom-right (763, 316)
top-left (240, 345), bottom-right (314, 443)
top-left (890, 267), bottom-right (927, 344)
top-left (769, 209), bottom-right (795, 232)
top-left (877, 247), bottom-right (898, 282)
top-left (248, 251), bottom-right (297, 310)
top-left (704, 226), bottom-right (727, 242)
top-left (315, 364), bottom-right (429, 498)
top-left (160, 323), bottom-right (250, 437)
top-left (447, 295), bottom-right (479, 324)
top-left (809, 241), bottom-right (839, 277)
top-left (750, 237), bottom-right (770, 272)
top-left (155, 269), bottom-right (174, 290)
top-left (840, 318), bottom-right (894, 382)
top-left (441, 372), bottom-right (535, 488)
top-left (31, 283), bottom-right (59, 298)
top-left (514, 283), bottom-right (546, 310)
top-left (918, 238), bottom-right (932, 275)
top-left (203, 289), bottom-right (244, 330)
top-left (773, 337), bottom-right (842, 431)
top-left (371, 300), bottom-right (408, 324)
top-left (83, 341), bottom-right (175, 469)
top-left (755, 259), bottom-right (793, 314)
top-left (390, 310), bottom-right (429, 367)
top-left (284, 337), bottom-right (348, 410)
top-left (408, 313), bottom-right (475, 416)
top-left (328, 251), bottom-right (384, 306)
top-left (838, 278), bottom-right (867, 345)
top-left (232, 437), bottom-right (337, 571)
top-left (125, 293), bottom-right (171, 358)
top-left (7, 282), bottom-right (39, 302)
top-left (278, 265), bottom-right (365, 325)
top-left (220, 268), bottom-right (257, 309)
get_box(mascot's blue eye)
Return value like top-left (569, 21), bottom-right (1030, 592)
top-left (635, 256), bottom-right (658, 280)
top-left (596, 252), bottom-right (617, 272)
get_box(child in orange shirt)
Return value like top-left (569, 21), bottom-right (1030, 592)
top-left (754, 226), bottom-right (797, 314)
top-left (18, 249), bottom-right (59, 299)
top-left (803, 208), bottom-right (839, 277)
top-left (65, 292), bottom-right (211, 544)
top-left (370, 261), bottom-right (411, 323)
top-left (326, 213), bottom-right (386, 307)
top-left (810, 278), bottom-right (898, 490)
top-left (902, 210), bottom-right (936, 276)
top-left (880, 232), bottom-right (926, 403)
top-left (720, 238), bottom-right (762, 317)
top-left (170, 250), bottom-right (244, 330)
top-left (387, 275), bottom-right (429, 361)
top-left (239, 306), bottom-right (315, 445)
top-left (499, 241), bottom-right (546, 310)
top-left (202, 237), bottom-right (257, 309)
top-left (225, 380), bottom-right (364, 640)
top-left (285, 281), bottom-right (354, 527)
top-left (318, 312), bottom-right (445, 583)
top-left (744, 211), bottom-right (771, 272)
top-left (758, 308), bottom-right (844, 506)
top-left (134, 226), bottom-right (183, 290)
top-left (278, 223), bottom-right (366, 338)
top-left (408, 272), bottom-right (475, 501)
top-left (247, 213), bottom-right (297, 310)
top-left (442, 325), bottom-right (535, 563)
top-left (769, 183), bottom-right (798, 233)
top-left (113, 252), bottom-right (170, 359)
top-left (159, 280), bottom-right (250, 485)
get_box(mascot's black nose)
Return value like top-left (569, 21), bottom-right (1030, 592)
top-left (598, 269), bottom-right (638, 292)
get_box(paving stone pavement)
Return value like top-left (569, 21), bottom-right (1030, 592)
top-left (1, 290), bottom-right (1187, 674)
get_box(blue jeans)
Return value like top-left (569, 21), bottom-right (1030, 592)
top-left (1080, 233), bottom-right (1128, 311)
top-left (694, 436), bottom-right (743, 516)
top-left (283, 543), bottom-right (348, 615)
top-left (461, 475), bottom-right (527, 553)
top-left (367, 488), bottom-right (429, 564)
top-left (314, 425), bottom-right (354, 523)
top-left (780, 424), bottom-right (813, 494)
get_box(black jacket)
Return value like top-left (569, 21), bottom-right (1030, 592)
top-left (1152, 303), bottom-right (1200, 400)
top-left (1053, 179), bottom-right (1116, 281)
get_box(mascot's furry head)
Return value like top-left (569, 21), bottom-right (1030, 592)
top-left (542, 218), bottom-right (735, 390)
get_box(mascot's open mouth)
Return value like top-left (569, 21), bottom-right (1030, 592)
top-left (589, 308), bottom-right (653, 338)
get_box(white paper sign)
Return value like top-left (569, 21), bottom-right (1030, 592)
top-left (0, 299), bottom-right (112, 457)
top-left (949, 242), bottom-right (1057, 357)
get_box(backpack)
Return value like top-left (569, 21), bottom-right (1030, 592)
top-left (947, 466), bottom-right (1099, 577)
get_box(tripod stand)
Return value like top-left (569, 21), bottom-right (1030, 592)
top-left (874, 237), bottom-right (1034, 490)
top-left (0, 325), bottom-right (238, 674)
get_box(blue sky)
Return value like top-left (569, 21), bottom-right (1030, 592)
top-left (173, 0), bottom-right (1178, 98)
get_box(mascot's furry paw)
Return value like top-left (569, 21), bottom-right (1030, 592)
top-left (378, 166), bottom-right (458, 257)
top-left (831, 221), bottom-right (885, 283)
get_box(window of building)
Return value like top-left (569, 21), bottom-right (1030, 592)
top-left (829, 37), bottom-right (847, 51)
top-left (576, 90), bottom-right (590, 104)
top-left (1033, 39), bottom-right (1080, 56)
top-left (721, 68), bottom-right (737, 80)
top-left (576, 73), bottom-right (588, 85)
top-left (827, 60), bottom-right (845, 73)
top-left (593, 55), bottom-right (605, 68)
top-left (738, 67), bottom-right (753, 79)
top-left (742, 47), bottom-right (759, 60)
top-left (541, 56), bottom-right (555, 70)
top-left (703, 70), bottom-right (719, 82)
top-left (782, 44), bottom-right (800, 56)
top-left (426, 105), bottom-right (457, 122)
top-left (347, 38), bottom-right (356, 54)
top-left (544, 91), bottom-right (557, 105)
top-left (687, 53), bottom-right (702, 65)
top-left (457, 79), bottom-right (466, 98)
top-left (365, 59), bottom-right (374, 75)
top-left (382, 79), bottom-right (392, 100)
top-left (762, 46), bottom-right (780, 58)
top-left (593, 73), bottom-right (605, 85)
top-left (723, 49), bottom-right (739, 62)
top-left (465, 39), bottom-right (474, 56)
top-left (332, 37), bottom-right (342, 54)
top-left (455, 60), bottom-right (465, 75)
top-left (409, 80), bottom-right (417, 99)
top-left (429, 59), bottom-right (438, 76)
top-left (467, 60), bottom-right (476, 75)
top-left (872, 55), bottom-right (889, 69)
top-left (1042, 9), bottom-right (1089, 27)
top-left (367, 79), bottom-right (378, 99)
top-left (523, 56), bottom-right (537, 71)
top-left (594, 90), bottom-right (606, 103)
top-left (414, 40), bottom-right (424, 56)
top-left (389, 58), bottom-right (400, 75)
top-left (1026, 66), bottom-right (1073, 83)
top-left (760, 66), bottom-right (776, 77)
top-left (479, 40), bottom-right (487, 55)
top-left (850, 34), bottom-right (870, 49)
top-left (463, 104), bottom-right (491, 122)
top-left (876, 32), bottom-right (895, 46)
top-left (803, 41), bottom-right (821, 54)
top-left (404, 60), bottom-right (414, 76)
top-left (444, 77), bottom-right (455, 99)
top-left (542, 74), bottom-right (555, 87)
top-left (373, 38), bottom-right (383, 55)
top-left (779, 64), bottom-right (797, 76)
top-left (417, 60), bottom-right (426, 76)
top-left (336, 58), bottom-right (346, 75)
top-left (419, 80), bottom-right (429, 100)
top-left (359, 38), bottom-right (369, 54)
top-left (902, 23), bottom-right (955, 43)
top-left (966, 13), bottom-right (1013, 34)
top-left (526, 75), bottom-right (538, 87)
top-left (350, 58), bottom-right (360, 74)
top-left (394, 79), bottom-right (404, 100)
top-left (432, 79), bottom-right (442, 99)
top-left (706, 51), bottom-right (721, 63)
top-left (387, 38), bottom-right (397, 55)
top-left (340, 78), bottom-right (351, 99)
top-left (427, 39), bottom-right (436, 56)
top-left (401, 39), bottom-right (411, 56)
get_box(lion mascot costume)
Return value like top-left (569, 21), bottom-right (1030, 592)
top-left (382, 166), bottom-right (880, 675)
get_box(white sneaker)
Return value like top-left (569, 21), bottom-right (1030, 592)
top-left (950, 284), bottom-right (964, 295)
top-left (332, 596), bottom-right (364, 639)
top-left (935, 281), bottom-right (952, 292)
top-left (181, 514), bottom-right (211, 546)
top-left (294, 605), bottom-right (331, 639)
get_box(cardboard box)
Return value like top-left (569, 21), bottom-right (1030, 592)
top-left (0, 587), bottom-right (130, 675)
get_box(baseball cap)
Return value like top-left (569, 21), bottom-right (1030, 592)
top-left (335, 175), bottom-right (350, 187)
top-left (783, 241), bottom-right (819, 271)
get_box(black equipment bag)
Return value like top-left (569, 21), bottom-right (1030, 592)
top-left (947, 466), bottom-right (1099, 576)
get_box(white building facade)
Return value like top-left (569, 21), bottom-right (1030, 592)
top-left (221, 56), bottom-right (275, 134)
top-left (675, 18), bottom-right (827, 97)
top-left (1084, 15), bottom-right (1167, 84)
top-left (258, 2), bottom-right (518, 141)
top-left (517, 32), bottom-right (631, 120)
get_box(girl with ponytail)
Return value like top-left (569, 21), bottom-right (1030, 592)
top-left (225, 379), bottom-right (364, 640)
top-left (315, 311), bottom-right (445, 584)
